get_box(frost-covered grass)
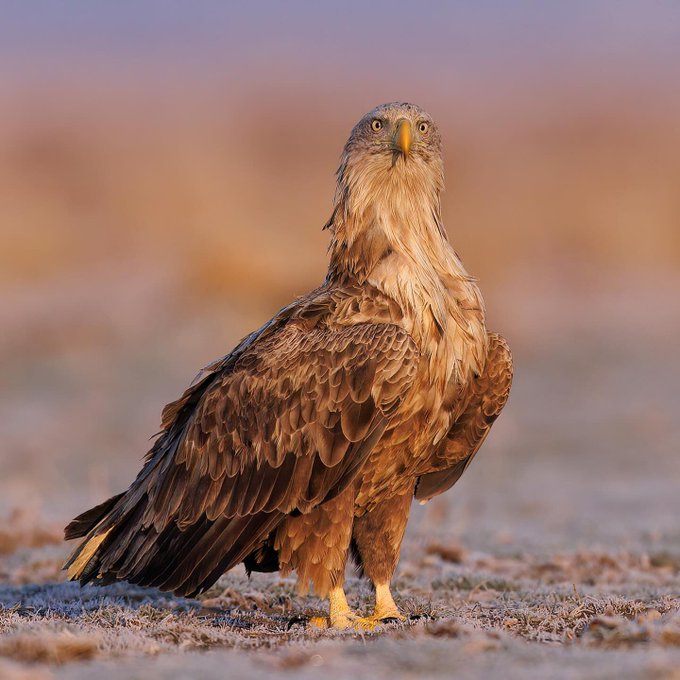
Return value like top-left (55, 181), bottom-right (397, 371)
top-left (2, 277), bottom-right (680, 677)
top-left (0, 532), bottom-right (678, 678)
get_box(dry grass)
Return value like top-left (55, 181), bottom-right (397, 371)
top-left (0, 510), bottom-right (62, 557)
top-left (426, 542), bottom-right (468, 564)
top-left (0, 630), bottom-right (99, 665)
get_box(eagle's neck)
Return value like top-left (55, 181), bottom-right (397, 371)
top-left (326, 173), bottom-right (488, 382)
top-left (326, 183), bottom-right (471, 317)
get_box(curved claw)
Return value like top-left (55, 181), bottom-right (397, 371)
top-left (338, 614), bottom-right (379, 631)
top-left (376, 615), bottom-right (406, 624)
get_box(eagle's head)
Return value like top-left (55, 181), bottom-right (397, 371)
top-left (332, 102), bottom-right (444, 229)
top-left (345, 102), bottom-right (442, 166)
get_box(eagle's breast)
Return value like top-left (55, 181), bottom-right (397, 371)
top-left (351, 242), bottom-right (488, 513)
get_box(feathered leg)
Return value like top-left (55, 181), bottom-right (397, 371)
top-left (276, 483), bottom-right (377, 629)
top-left (351, 488), bottom-right (413, 621)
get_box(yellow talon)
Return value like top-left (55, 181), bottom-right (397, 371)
top-left (333, 613), bottom-right (379, 631)
top-left (307, 613), bottom-right (379, 631)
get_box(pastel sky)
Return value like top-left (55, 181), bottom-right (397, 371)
top-left (2, 1), bottom-right (679, 89)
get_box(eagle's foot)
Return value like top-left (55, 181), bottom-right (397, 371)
top-left (306, 612), bottom-right (378, 630)
top-left (370, 582), bottom-right (406, 624)
top-left (332, 612), bottom-right (379, 630)
top-left (307, 585), bottom-right (378, 630)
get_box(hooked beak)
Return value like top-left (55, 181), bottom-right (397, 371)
top-left (395, 118), bottom-right (412, 158)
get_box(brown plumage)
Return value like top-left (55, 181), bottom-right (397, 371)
top-left (64, 102), bottom-right (512, 628)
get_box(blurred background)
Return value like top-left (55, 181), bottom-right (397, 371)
top-left (1, 2), bottom-right (679, 558)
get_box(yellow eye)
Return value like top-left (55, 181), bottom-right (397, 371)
top-left (371, 119), bottom-right (383, 131)
top-left (418, 121), bottom-right (429, 134)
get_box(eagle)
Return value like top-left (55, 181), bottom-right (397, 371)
top-left (64, 102), bottom-right (512, 629)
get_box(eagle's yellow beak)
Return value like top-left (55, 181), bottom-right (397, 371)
top-left (396, 119), bottom-right (412, 157)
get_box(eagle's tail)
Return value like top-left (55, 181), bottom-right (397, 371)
top-left (63, 491), bottom-right (130, 583)
top-left (64, 491), bottom-right (284, 597)
top-left (64, 527), bottom-right (114, 582)
top-left (64, 493), bottom-right (124, 540)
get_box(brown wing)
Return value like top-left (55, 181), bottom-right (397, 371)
top-left (65, 319), bottom-right (418, 597)
top-left (415, 332), bottom-right (512, 502)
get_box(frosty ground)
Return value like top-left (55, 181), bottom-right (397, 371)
top-left (1, 278), bottom-right (679, 679)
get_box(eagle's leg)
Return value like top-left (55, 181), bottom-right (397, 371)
top-left (351, 487), bottom-right (413, 622)
top-left (278, 484), bottom-right (377, 629)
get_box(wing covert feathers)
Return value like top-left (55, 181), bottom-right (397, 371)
top-left (65, 319), bottom-right (418, 596)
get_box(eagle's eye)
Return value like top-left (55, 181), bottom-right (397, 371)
top-left (371, 119), bottom-right (383, 132)
top-left (418, 121), bottom-right (429, 134)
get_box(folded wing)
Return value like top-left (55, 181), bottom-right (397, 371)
top-left (65, 319), bottom-right (418, 597)
top-left (415, 333), bottom-right (512, 502)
